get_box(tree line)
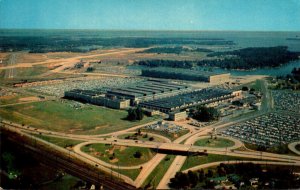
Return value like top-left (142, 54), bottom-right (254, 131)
top-left (140, 46), bottom-right (214, 54)
top-left (135, 46), bottom-right (300, 70)
top-left (0, 36), bottom-right (233, 53)
top-left (169, 163), bottom-right (300, 189)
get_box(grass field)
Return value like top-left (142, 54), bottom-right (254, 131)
top-left (16, 66), bottom-right (49, 78)
top-left (142, 155), bottom-right (176, 189)
top-left (34, 135), bottom-right (83, 148)
top-left (181, 154), bottom-right (266, 171)
top-left (40, 174), bottom-right (81, 190)
top-left (194, 137), bottom-right (235, 148)
top-left (245, 143), bottom-right (295, 155)
top-left (0, 100), bottom-right (160, 134)
top-left (0, 93), bottom-right (23, 105)
top-left (113, 168), bottom-right (141, 181)
top-left (81, 143), bottom-right (155, 166)
top-left (141, 128), bottom-right (189, 141)
top-left (117, 133), bottom-right (166, 143)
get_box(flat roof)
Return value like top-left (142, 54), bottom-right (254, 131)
top-left (150, 81), bottom-right (188, 88)
top-left (107, 89), bottom-right (144, 98)
top-left (127, 87), bottom-right (156, 94)
top-left (136, 85), bottom-right (165, 93)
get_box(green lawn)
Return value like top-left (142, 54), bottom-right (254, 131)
top-left (113, 168), bottom-right (141, 181)
top-left (0, 100), bottom-right (160, 134)
top-left (194, 137), bottom-right (235, 148)
top-left (81, 143), bottom-right (155, 166)
top-left (141, 128), bottom-right (189, 141)
top-left (117, 133), bottom-right (166, 143)
top-left (16, 66), bottom-right (49, 78)
top-left (181, 154), bottom-right (264, 171)
top-left (245, 143), bottom-right (295, 155)
top-left (0, 92), bottom-right (34, 105)
top-left (40, 174), bottom-right (81, 190)
top-left (33, 135), bottom-right (83, 148)
top-left (142, 155), bottom-right (176, 189)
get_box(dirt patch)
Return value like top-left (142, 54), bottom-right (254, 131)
top-left (0, 94), bottom-right (16, 100)
top-left (109, 158), bottom-right (119, 163)
top-left (19, 96), bottom-right (40, 102)
top-left (18, 53), bottom-right (47, 63)
top-left (108, 146), bottom-right (115, 155)
top-left (119, 146), bottom-right (127, 152)
top-left (68, 128), bottom-right (83, 133)
top-left (23, 105), bottom-right (34, 110)
top-left (95, 125), bottom-right (109, 130)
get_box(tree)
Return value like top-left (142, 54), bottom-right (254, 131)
top-left (127, 107), bottom-right (144, 121)
top-left (169, 172), bottom-right (190, 188)
top-left (136, 106), bottom-right (144, 120)
top-left (133, 151), bottom-right (142, 158)
top-left (86, 67), bottom-right (95, 72)
top-left (127, 108), bottom-right (137, 121)
top-left (198, 169), bottom-right (205, 182)
top-left (188, 170), bottom-right (199, 187)
top-left (137, 129), bottom-right (142, 136)
top-left (250, 88), bottom-right (255, 93)
top-left (193, 106), bottom-right (220, 122)
top-left (206, 169), bottom-right (214, 178)
top-left (242, 86), bottom-right (249, 91)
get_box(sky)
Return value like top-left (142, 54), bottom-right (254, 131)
top-left (0, 0), bottom-right (300, 31)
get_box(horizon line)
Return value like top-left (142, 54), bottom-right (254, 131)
top-left (0, 28), bottom-right (300, 33)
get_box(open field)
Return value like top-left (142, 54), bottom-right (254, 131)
top-left (142, 155), bottom-right (176, 189)
top-left (81, 143), bottom-right (156, 166)
top-left (0, 100), bottom-right (160, 134)
top-left (0, 91), bottom-right (38, 105)
top-left (117, 133), bottom-right (167, 143)
top-left (14, 66), bottom-right (50, 78)
top-left (180, 154), bottom-right (265, 171)
top-left (33, 135), bottom-right (84, 148)
top-left (39, 174), bottom-right (82, 190)
top-left (194, 137), bottom-right (235, 148)
top-left (113, 168), bottom-right (141, 181)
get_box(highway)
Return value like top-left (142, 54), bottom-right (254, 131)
top-left (1, 124), bottom-right (135, 190)
top-left (2, 119), bottom-right (300, 189)
top-left (0, 80), bottom-right (297, 189)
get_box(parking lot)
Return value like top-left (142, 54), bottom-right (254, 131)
top-left (272, 90), bottom-right (300, 114)
top-left (222, 112), bottom-right (300, 147)
top-left (30, 77), bottom-right (143, 97)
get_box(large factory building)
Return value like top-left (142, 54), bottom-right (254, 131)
top-left (64, 80), bottom-right (240, 113)
top-left (64, 80), bottom-right (192, 108)
top-left (106, 80), bottom-right (192, 105)
top-left (141, 68), bottom-right (230, 83)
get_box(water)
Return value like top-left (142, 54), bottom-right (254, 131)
top-left (128, 60), bottom-right (300, 77)
top-left (209, 60), bottom-right (300, 76)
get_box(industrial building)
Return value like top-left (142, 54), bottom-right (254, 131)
top-left (106, 80), bottom-right (192, 105)
top-left (64, 80), bottom-right (192, 108)
top-left (139, 88), bottom-right (240, 113)
top-left (64, 89), bottom-right (130, 109)
top-left (169, 111), bottom-right (187, 121)
top-left (64, 80), bottom-right (240, 113)
top-left (141, 68), bottom-right (230, 83)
